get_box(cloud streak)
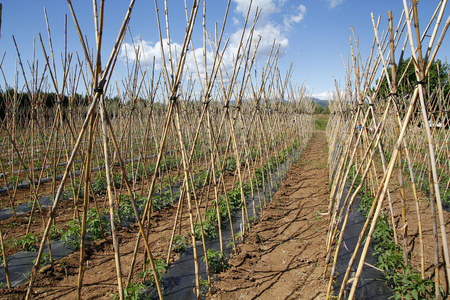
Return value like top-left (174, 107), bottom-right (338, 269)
top-left (284, 5), bottom-right (306, 28)
top-left (323, 0), bottom-right (344, 9)
top-left (233, 0), bottom-right (282, 18)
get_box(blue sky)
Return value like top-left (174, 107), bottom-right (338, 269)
top-left (0, 0), bottom-right (448, 100)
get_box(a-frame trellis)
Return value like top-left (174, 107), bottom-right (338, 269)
top-left (325, 1), bottom-right (450, 299)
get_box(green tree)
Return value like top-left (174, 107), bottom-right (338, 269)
top-left (314, 104), bottom-right (329, 114)
top-left (377, 58), bottom-right (449, 123)
top-left (377, 58), bottom-right (449, 98)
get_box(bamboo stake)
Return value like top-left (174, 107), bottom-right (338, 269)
top-left (0, 225), bottom-right (10, 288)
top-left (427, 152), bottom-right (441, 299)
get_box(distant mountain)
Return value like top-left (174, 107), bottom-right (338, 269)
top-left (311, 98), bottom-right (328, 107)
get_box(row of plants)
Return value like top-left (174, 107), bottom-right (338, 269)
top-left (1, 131), bottom-right (294, 193)
top-left (355, 186), bottom-right (445, 299)
top-left (195, 182), bottom-right (251, 240)
top-left (1, 133), bottom-right (301, 252)
top-left (1, 144), bottom-right (281, 261)
top-left (192, 138), bottom-right (300, 241)
top-left (114, 248), bottom-right (226, 300)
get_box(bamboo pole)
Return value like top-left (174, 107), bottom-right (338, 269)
top-left (0, 225), bottom-right (10, 288)
top-left (427, 152), bottom-right (441, 299)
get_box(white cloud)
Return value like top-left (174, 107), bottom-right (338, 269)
top-left (253, 23), bottom-right (289, 57)
top-left (120, 0), bottom-right (305, 84)
top-left (233, 0), bottom-right (281, 18)
top-left (120, 38), bottom-right (216, 80)
top-left (323, 0), bottom-right (344, 9)
top-left (229, 0), bottom-right (298, 61)
top-left (284, 5), bottom-right (306, 28)
top-left (313, 92), bottom-right (332, 100)
top-left (120, 39), bottom-right (164, 69)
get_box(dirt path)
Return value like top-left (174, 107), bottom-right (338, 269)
top-left (209, 130), bottom-right (330, 300)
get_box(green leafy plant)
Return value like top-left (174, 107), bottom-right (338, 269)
top-left (442, 188), bottom-right (450, 204)
top-left (86, 209), bottom-right (106, 240)
top-left (92, 171), bottom-right (108, 195)
top-left (6, 175), bottom-right (18, 186)
top-left (194, 219), bottom-right (218, 240)
top-left (61, 220), bottom-right (81, 250)
top-left (49, 225), bottom-right (63, 240)
top-left (32, 252), bottom-right (51, 266)
top-left (136, 195), bottom-right (147, 212)
top-left (145, 162), bottom-right (156, 175)
top-left (61, 189), bottom-right (73, 201)
top-left (253, 167), bottom-right (265, 187)
top-left (226, 232), bottom-right (243, 249)
top-left (227, 189), bottom-right (242, 208)
top-left (357, 192), bottom-right (374, 216)
top-left (119, 195), bottom-right (136, 221)
top-left (152, 195), bottom-right (163, 211)
top-left (194, 183), bottom-right (252, 240)
top-left (225, 156), bottom-right (237, 172)
top-left (17, 233), bottom-right (39, 251)
top-left (200, 278), bottom-right (210, 294)
top-left (56, 165), bottom-right (65, 174)
top-left (138, 259), bottom-right (168, 286)
top-left (191, 171), bottom-right (209, 190)
top-left (114, 283), bottom-right (146, 300)
top-left (389, 267), bottom-right (435, 300)
top-left (126, 162), bottom-right (144, 181)
top-left (161, 189), bottom-right (174, 205)
top-left (202, 249), bottom-right (229, 273)
top-left (173, 235), bottom-right (187, 253)
top-left (67, 178), bottom-right (84, 199)
top-left (371, 213), bottom-right (437, 299)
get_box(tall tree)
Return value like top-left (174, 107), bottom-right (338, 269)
top-left (378, 58), bottom-right (449, 97)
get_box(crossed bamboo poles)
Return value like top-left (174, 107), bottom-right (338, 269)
top-left (5, 1), bottom-right (449, 299)
top-left (325, 1), bottom-right (450, 299)
top-left (0, 1), bottom-right (315, 299)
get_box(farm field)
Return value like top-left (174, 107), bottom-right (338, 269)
top-left (0, 121), bottom-right (314, 300)
top-left (1, 1), bottom-right (450, 300)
